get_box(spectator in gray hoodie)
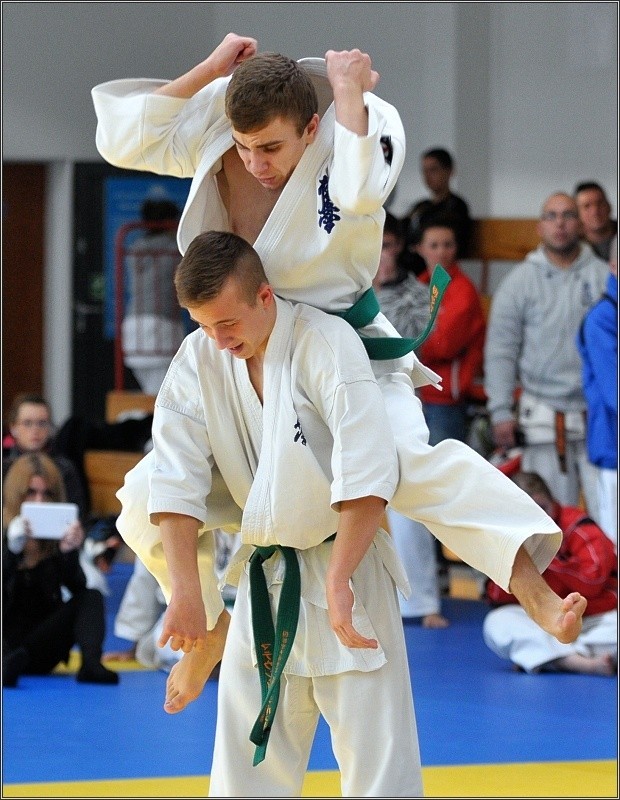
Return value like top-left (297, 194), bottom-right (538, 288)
top-left (484, 191), bottom-right (608, 524)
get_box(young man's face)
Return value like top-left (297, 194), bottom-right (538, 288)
top-left (416, 226), bottom-right (457, 270)
top-left (188, 278), bottom-right (275, 360)
top-left (10, 402), bottom-right (52, 452)
top-left (232, 115), bottom-right (319, 191)
top-left (421, 156), bottom-right (451, 195)
top-left (575, 189), bottom-right (611, 237)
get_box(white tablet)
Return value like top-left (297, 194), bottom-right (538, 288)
top-left (20, 502), bottom-right (79, 540)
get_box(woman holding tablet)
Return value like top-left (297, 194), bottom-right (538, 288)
top-left (2, 453), bottom-right (119, 687)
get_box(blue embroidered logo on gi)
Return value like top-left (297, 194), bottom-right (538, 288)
top-left (294, 419), bottom-right (307, 446)
top-left (318, 174), bottom-right (341, 234)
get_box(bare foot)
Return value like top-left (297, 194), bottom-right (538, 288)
top-left (163, 609), bottom-right (230, 714)
top-left (422, 613), bottom-right (450, 629)
top-left (553, 652), bottom-right (617, 676)
top-left (509, 547), bottom-right (587, 644)
top-left (518, 591), bottom-right (587, 644)
top-left (554, 592), bottom-right (587, 644)
top-left (102, 647), bottom-right (137, 663)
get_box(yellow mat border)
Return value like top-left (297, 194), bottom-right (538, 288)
top-left (3, 760), bottom-right (617, 797)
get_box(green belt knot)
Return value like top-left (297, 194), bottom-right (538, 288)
top-left (335, 263), bottom-right (451, 360)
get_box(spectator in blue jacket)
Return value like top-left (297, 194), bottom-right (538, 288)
top-left (576, 234), bottom-right (618, 543)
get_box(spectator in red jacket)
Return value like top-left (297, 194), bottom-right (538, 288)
top-left (483, 471), bottom-right (617, 675)
top-left (415, 219), bottom-right (486, 445)
top-left (384, 218), bottom-right (487, 630)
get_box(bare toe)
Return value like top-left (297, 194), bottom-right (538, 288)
top-left (422, 613), bottom-right (450, 629)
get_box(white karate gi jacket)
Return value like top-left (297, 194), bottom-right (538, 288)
top-left (124, 298), bottom-right (407, 638)
top-left (92, 57), bottom-right (439, 393)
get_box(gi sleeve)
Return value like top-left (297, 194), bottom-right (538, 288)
top-left (327, 378), bottom-right (398, 509)
top-left (328, 94), bottom-right (405, 215)
top-left (147, 358), bottom-right (215, 524)
top-left (297, 314), bottom-right (399, 510)
top-left (92, 77), bottom-right (228, 176)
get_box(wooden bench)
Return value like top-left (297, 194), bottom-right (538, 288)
top-left (104, 390), bottom-right (156, 424)
top-left (84, 449), bottom-right (144, 517)
top-left (469, 217), bottom-right (539, 300)
top-left (84, 391), bottom-right (155, 517)
top-left (470, 218), bottom-right (539, 264)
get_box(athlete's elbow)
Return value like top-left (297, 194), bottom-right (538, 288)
top-left (333, 191), bottom-right (382, 216)
top-left (95, 129), bottom-right (139, 169)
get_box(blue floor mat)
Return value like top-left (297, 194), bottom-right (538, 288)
top-left (2, 563), bottom-right (617, 786)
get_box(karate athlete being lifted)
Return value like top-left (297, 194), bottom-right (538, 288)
top-left (92, 33), bottom-right (586, 711)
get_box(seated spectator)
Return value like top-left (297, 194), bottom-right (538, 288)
top-left (2, 453), bottom-right (119, 687)
top-left (574, 181), bottom-right (617, 261)
top-left (576, 235), bottom-right (618, 544)
top-left (2, 393), bottom-right (126, 594)
top-left (3, 393), bottom-right (87, 520)
top-left (372, 212), bottom-right (430, 339)
top-left (415, 219), bottom-right (487, 444)
top-left (404, 147), bottom-right (473, 274)
top-left (483, 471), bottom-right (617, 676)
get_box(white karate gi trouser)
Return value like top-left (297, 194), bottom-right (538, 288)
top-left (116, 371), bottom-right (562, 627)
top-left (379, 373), bottom-right (561, 591)
top-left (209, 542), bottom-right (423, 798)
top-left (387, 509), bottom-right (441, 618)
top-left (483, 605), bottom-right (618, 673)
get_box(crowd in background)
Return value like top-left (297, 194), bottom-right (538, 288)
top-left (3, 145), bottom-right (617, 685)
top-left (372, 150), bottom-right (617, 668)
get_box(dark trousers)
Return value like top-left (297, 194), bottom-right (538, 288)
top-left (6, 588), bottom-right (106, 675)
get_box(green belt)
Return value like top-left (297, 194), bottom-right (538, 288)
top-left (248, 534), bottom-right (336, 766)
top-left (248, 544), bottom-right (300, 766)
top-left (335, 263), bottom-right (451, 359)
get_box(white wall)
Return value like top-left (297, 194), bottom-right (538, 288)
top-left (4, 2), bottom-right (617, 213)
top-left (2, 1), bottom-right (617, 418)
top-left (489, 2), bottom-right (618, 216)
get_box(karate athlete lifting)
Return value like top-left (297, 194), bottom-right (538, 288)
top-left (150, 230), bottom-right (423, 796)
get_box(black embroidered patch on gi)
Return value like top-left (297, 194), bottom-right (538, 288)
top-left (294, 418), bottom-right (307, 446)
top-left (318, 173), bottom-right (341, 233)
top-left (380, 135), bottom-right (393, 165)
